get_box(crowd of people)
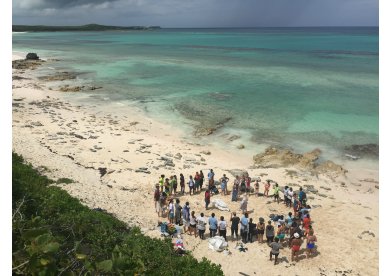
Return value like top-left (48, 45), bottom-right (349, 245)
top-left (153, 169), bottom-right (318, 264)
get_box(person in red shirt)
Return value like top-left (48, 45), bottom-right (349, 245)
top-left (205, 189), bottom-right (211, 210)
top-left (303, 214), bottom-right (311, 235)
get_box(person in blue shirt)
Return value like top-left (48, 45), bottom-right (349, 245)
top-left (240, 213), bottom-right (249, 243)
top-left (208, 212), bottom-right (218, 237)
top-left (182, 202), bottom-right (190, 233)
top-left (298, 187), bottom-right (307, 206)
top-left (208, 169), bottom-right (215, 188)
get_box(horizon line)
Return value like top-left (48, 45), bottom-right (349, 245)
top-left (12, 23), bottom-right (378, 28)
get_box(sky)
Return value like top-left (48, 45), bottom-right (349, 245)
top-left (12, 0), bottom-right (378, 27)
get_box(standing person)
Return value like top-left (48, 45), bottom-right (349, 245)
top-left (245, 175), bottom-right (251, 196)
top-left (159, 174), bottom-right (165, 190)
top-left (168, 199), bottom-right (175, 223)
top-left (306, 230), bottom-right (317, 257)
top-left (257, 218), bottom-right (265, 243)
top-left (194, 172), bottom-right (201, 193)
top-left (154, 185), bottom-right (160, 213)
top-left (240, 175), bottom-right (247, 194)
top-left (208, 169), bottom-right (215, 189)
top-left (218, 216), bottom-right (228, 241)
top-left (179, 173), bottom-right (185, 194)
top-left (293, 194), bottom-right (301, 217)
top-left (230, 212), bottom-right (240, 240)
top-left (291, 233), bottom-right (303, 262)
top-left (159, 191), bottom-right (167, 217)
top-left (276, 224), bottom-right (286, 245)
top-left (254, 180), bottom-right (260, 197)
top-left (197, 213), bottom-right (207, 240)
top-left (172, 175), bottom-right (178, 195)
top-left (273, 183), bottom-right (280, 204)
top-left (189, 211), bottom-right (198, 237)
top-left (287, 187), bottom-right (294, 208)
top-left (205, 189), bottom-right (211, 210)
top-left (182, 202), bottom-right (190, 233)
top-left (188, 175), bottom-right (195, 196)
top-left (286, 212), bottom-right (294, 229)
top-left (240, 213), bottom-right (249, 243)
top-left (220, 174), bottom-right (229, 196)
top-left (284, 186), bottom-right (290, 206)
top-left (164, 178), bottom-right (170, 195)
top-left (248, 218), bottom-right (257, 243)
top-left (299, 187), bottom-right (307, 207)
top-left (208, 213), bottom-right (218, 238)
top-left (240, 196), bottom-right (248, 214)
top-left (269, 237), bottom-right (282, 265)
top-left (264, 180), bottom-right (271, 197)
top-left (174, 199), bottom-right (182, 225)
top-left (232, 181), bottom-right (239, 202)
top-left (266, 220), bottom-right (275, 244)
top-left (199, 170), bottom-right (205, 191)
top-left (303, 214), bottom-right (311, 235)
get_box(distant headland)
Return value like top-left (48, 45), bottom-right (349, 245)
top-left (12, 23), bottom-right (161, 32)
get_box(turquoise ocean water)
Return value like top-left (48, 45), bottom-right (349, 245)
top-left (13, 28), bottom-right (379, 163)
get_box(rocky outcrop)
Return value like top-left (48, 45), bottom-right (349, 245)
top-left (253, 146), bottom-right (347, 176)
top-left (344, 144), bottom-right (379, 158)
top-left (253, 147), bottom-right (321, 169)
top-left (12, 59), bottom-right (45, 70)
top-left (26, 53), bottom-right (39, 60)
top-left (38, 72), bottom-right (77, 81)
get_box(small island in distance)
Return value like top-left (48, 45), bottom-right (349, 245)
top-left (12, 23), bottom-right (161, 32)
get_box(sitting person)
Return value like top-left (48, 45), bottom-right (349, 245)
top-left (173, 238), bottom-right (186, 255)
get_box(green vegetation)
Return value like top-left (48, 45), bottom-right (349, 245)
top-left (12, 152), bottom-right (223, 275)
top-left (12, 24), bottom-right (161, 32)
top-left (56, 178), bottom-right (74, 184)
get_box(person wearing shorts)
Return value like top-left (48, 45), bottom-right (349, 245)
top-left (291, 233), bottom-right (303, 262)
top-left (189, 211), bottom-right (197, 238)
top-left (269, 237), bottom-right (282, 265)
top-left (257, 219), bottom-right (265, 243)
top-left (230, 212), bottom-right (240, 240)
top-left (218, 216), bottom-right (228, 241)
top-left (266, 220), bottom-right (275, 244)
top-left (306, 231), bottom-right (317, 257)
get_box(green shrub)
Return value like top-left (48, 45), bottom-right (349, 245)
top-left (12, 152), bottom-right (223, 275)
top-left (56, 178), bottom-right (74, 184)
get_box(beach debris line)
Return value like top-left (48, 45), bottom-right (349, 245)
top-left (135, 167), bottom-right (151, 174)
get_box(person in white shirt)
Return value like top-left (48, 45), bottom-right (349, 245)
top-left (197, 213), bottom-right (207, 240)
top-left (287, 188), bottom-right (294, 208)
top-left (218, 216), bottom-right (228, 241)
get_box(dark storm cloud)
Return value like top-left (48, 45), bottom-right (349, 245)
top-left (15, 0), bottom-right (119, 9)
top-left (13, 0), bottom-right (378, 27)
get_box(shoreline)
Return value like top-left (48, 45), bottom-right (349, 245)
top-left (12, 52), bottom-right (379, 275)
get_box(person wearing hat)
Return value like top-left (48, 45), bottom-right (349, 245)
top-left (291, 232), bottom-right (303, 262)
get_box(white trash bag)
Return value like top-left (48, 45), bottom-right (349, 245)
top-left (211, 198), bottom-right (230, 211)
top-left (208, 236), bottom-right (228, 252)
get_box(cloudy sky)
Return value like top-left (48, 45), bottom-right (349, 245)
top-left (12, 0), bottom-right (378, 27)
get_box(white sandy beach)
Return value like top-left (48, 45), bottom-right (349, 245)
top-left (12, 52), bottom-right (379, 276)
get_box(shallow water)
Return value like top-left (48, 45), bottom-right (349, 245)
top-left (13, 27), bottom-right (379, 165)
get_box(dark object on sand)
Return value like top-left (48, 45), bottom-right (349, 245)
top-left (26, 53), bottom-right (39, 60)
